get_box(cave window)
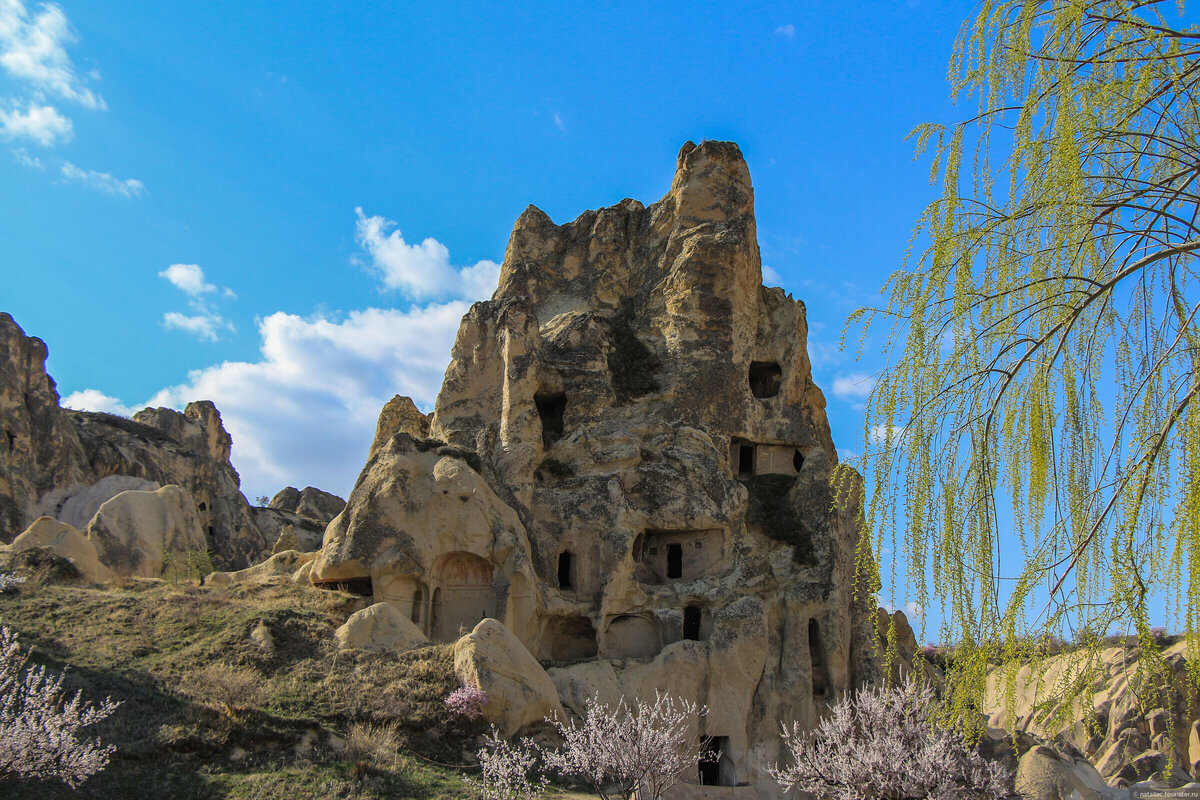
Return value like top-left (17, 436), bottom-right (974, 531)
top-left (557, 551), bottom-right (573, 589)
top-left (198, 501), bottom-right (207, 512)
top-left (699, 736), bottom-right (730, 786)
top-left (793, 449), bottom-right (804, 473)
top-left (749, 361), bottom-right (782, 398)
top-left (667, 543), bottom-right (683, 579)
top-left (809, 618), bottom-right (829, 697)
top-left (535, 392), bottom-right (567, 447)
top-left (4, 430), bottom-right (14, 451)
top-left (683, 605), bottom-right (702, 641)
top-left (411, 585), bottom-right (425, 626)
top-left (737, 444), bottom-right (755, 476)
top-left (207, 526), bottom-right (216, 539)
top-left (339, 577), bottom-right (374, 599)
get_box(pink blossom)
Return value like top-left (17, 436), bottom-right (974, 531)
top-left (445, 685), bottom-right (487, 719)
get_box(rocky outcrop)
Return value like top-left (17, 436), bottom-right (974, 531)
top-left (0, 312), bottom-right (330, 570)
top-left (64, 403), bottom-right (268, 568)
top-left (85, 485), bottom-right (208, 578)
top-left (335, 602), bottom-right (428, 652)
top-left (985, 641), bottom-right (1199, 787)
top-left (453, 619), bottom-right (564, 737)
top-left (0, 313), bottom-right (89, 541)
top-left (309, 141), bottom-right (875, 796)
top-left (2, 516), bottom-right (110, 583)
top-left (268, 486), bottom-right (345, 522)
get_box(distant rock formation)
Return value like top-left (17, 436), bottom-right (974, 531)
top-left (310, 141), bottom-right (877, 796)
top-left (0, 311), bottom-right (336, 572)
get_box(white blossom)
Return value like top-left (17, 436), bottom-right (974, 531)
top-left (768, 678), bottom-right (1015, 800)
top-left (0, 624), bottom-right (120, 788)
top-left (470, 726), bottom-right (547, 800)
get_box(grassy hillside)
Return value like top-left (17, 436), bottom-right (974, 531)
top-left (0, 572), bottom-right (502, 799)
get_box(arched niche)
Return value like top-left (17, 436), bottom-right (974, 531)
top-left (542, 614), bottom-right (598, 661)
top-left (504, 571), bottom-right (536, 644)
top-left (602, 613), bottom-right (662, 659)
top-left (429, 552), bottom-right (496, 642)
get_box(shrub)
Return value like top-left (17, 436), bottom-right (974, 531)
top-left (476, 691), bottom-right (706, 800)
top-left (187, 662), bottom-right (264, 716)
top-left (344, 720), bottom-right (400, 777)
top-left (445, 685), bottom-right (487, 719)
top-left (0, 571), bottom-right (25, 593)
top-left (768, 678), bottom-right (1016, 800)
top-left (0, 624), bottom-right (120, 788)
top-left (471, 726), bottom-right (546, 800)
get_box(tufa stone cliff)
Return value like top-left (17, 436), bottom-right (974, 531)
top-left (0, 311), bottom-right (342, 573)
top-left (310, 140), bottom-right (878, 795)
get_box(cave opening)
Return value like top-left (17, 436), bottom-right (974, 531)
top-left (667, 543), bottom-right (683, 579)
top-left (749, 361), bottom-right (782, 398)
top-left (793, 449), bottom-right (804, 473)
top-left (737, 444), bottom-right (755, 476)
top-left (535, 392), bottom-right (567, 446)
top-left (557, 551), bottom-right (573, 589)
top-left (683, 605), bottom-right (702, 640)
top-left (699, 736), bottom-right (731, 786)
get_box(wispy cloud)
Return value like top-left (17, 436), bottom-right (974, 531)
top-left (762, 264), bottom-right (782, 286)
top-left (162, 311), bottom-right (233, 342)
top-left (552, 112), bottom-right (565, 131)
top-left (354, 207), bottom-right (500, 301)
top-left (774, 23), bottom-right (795, 39)
top-left (60, 161), bottom-right (145, 197)
top-left (160, 263), bottom-right (216, 296)
top-left (159, 263), bottom-right (234, 342)
top-left (11, 145), bottom-right (41, 168)
top-left (832, 372), bottom-right (876, 402)
top-left (0, 101), bottom-right (70, 144)
top-left (0, 0), bottom-right (105, 110)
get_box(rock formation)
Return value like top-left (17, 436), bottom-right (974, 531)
top-left (0, 310), bottom-right (331, 572)
top-left (985, 640), bottom-right (1200, 787)
top-left (252, 485), bottom-right (346, 554)
top-left (310, 141), bottom-right (877, 795)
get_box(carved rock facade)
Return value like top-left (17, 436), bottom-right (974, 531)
top-left (311, 141), bottom-right (877, 795)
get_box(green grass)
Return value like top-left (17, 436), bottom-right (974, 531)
top-left (0, 576), bottom-right (486, 799)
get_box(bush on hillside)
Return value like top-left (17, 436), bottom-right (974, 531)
top-left (0, 624), bottom-right (120, 788)
top-left (768, 678), bottom-right (1016, 800)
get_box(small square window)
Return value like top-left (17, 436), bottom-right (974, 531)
top-left (695, 541), bottom-right (702, 549)
top-left (649, 547), bottom-right (658, 555)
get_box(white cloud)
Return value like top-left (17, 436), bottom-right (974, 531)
top-left (870, 424), bottom-right (906, 444)
top-left (552, 112), bottom-right (564, 131)
top-left (883, 601), bottom-right (925, 620)
top-left (832, 372), bottom-right (876, 402)
top-left (0, 101), bottom-right (70, 144)
top-left (60, 388), bottom-right (137, 417)
top-left (160, 263), bottom-right (216, 296)
top-left (158, 264), bottom-right (237, 341)
top-left (354, 207), bottom-right (500, 300)
top-left (762, 264), bottom-right (782, 286)
top-left (162, 310), bottom-right (233, 342)
top-left (60, 161), bottom-right (144, 197)
top-left (143, 304), bottom-right (470, 499)
top-left (11, 145), bottom-right (40, 168)
top-left (0, 0), bottom-right (105, 110)
top-left (774, 23), bottom-right (795, 38)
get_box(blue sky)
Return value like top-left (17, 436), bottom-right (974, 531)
top-left (0, 1), bottom-right (968, 614)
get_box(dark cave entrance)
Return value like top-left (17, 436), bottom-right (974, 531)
top-left (535, 392), bottom-right (567, 446)
top-left (749, 361), bottom-right (782, 398)
top-left (666, 543), bottom-right (683, 579)
top-left (557, 551), bottom-right (573, 589)
top-left (683, 605), bottom-right (702, 640)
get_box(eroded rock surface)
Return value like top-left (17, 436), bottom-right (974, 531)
top-left (986, 642), bottom-right (1200, 787)
top-left (0, 312), bottom-right (326, 570)
top-left (309, 141), bottom-right (876, 795)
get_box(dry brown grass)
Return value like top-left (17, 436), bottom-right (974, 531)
top-left (188, 661), bottom-right (265, 716)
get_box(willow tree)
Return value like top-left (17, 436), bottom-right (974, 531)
top-left (851, 0), bottom-right (1200, 722)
